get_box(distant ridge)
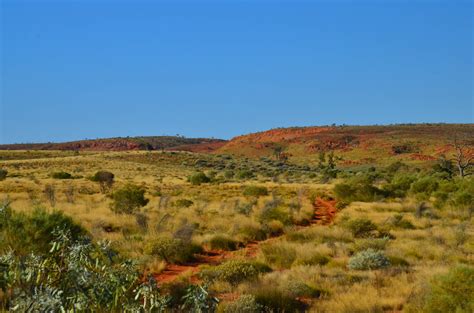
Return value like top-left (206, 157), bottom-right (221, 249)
top-left (0, 136), bottom-right (227, 152)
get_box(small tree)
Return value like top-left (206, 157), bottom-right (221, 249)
top-left (450, 136), bottom-right (473, 178)
top-left (110, 184), bottom-right (149, 214)
top-left (92, 171), bottom-right (115, 193)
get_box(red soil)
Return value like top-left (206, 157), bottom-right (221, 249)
top-left (153, 197), bottom-right (337, 285)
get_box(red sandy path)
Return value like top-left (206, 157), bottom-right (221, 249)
top-left (153, 197), bottom-right (337, 284)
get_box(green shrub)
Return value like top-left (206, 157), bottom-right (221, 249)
top-left (260, 243), bottom-right (296, 269)
top-left (389, 214), bottom-right (415, 229)
top-left (410, 176), bottom-right (439, 200)
top-left (334, 175), bottom-right (386, 203)
top-left (189, 172), bottom-right (210, 185)
top-left (388, 255), bottom-right (410, 267)
top-left (144, 236), bottom-right (201, 264)
top-left (110, 184), bottom-right (149, 214)
top-left (243, 185), bottom-right (268, 197)
top-left (208, 235), bottom-right (239, 251)
top-left (200, 260), bottom-right (271, 285)
top-left (249, 286), bottom-right (305, 313)
top-left (173, 199), bottom-right (194, 208)
top-left (264, 220), bottom-right (284, 237)
top-left (0, 169), bottom-right (7, 181)
top-left (0, 205), bottom-right (87, 255)
top-left (343, 218), bottom-right (377, 238)
top-left (51, 171), bottom-right (72, 179)
top-left (237, 224), bottom-right (267, 242)
top-left (383, 174), bottom-right (417, 198)
top-left (348, 249), bottom-right (390, 270)
top-left (91, 170), bottom-right (114, 192)
top-left (423, 265), bottom-right (474, 313)
top-left (223, 295), bottom-right (263, 313)
top-left (235, 170), bottom-right (254, 180)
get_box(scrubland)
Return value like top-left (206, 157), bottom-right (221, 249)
top-left (0, 149), bottom-right (472, 312)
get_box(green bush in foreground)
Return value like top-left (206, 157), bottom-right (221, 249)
top-left (343, 218), bottom-right (378, 238)
top-left (110, 184), bottom-right (149, 214)
top-left (348, 248), bottom-right (390, 270)
top-left (423, 265), bottom-right (474, 313)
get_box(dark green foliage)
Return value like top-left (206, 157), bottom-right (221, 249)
top-left (200, 260), bottom-right (271, 285)
top-left (243, 185), bottom-right (268, 197)
top-left (110, 184), bottom-right (149, 214)
top-left (144, 236), bottom-right (202, 264)
top-left (208, 235), bottom-right (239, 251)
top-left (51, 171), bottom-right (72, 179)
top-left (91, 171), bottom-right (114, 192)
top-left (410, 176), bottom-right (439, 200)
top-left (0, 204), bottom-right (87, 255)
top-left (188, 172), bottom-right (210, 185)
top-left (343, 218), bottom-right (378, 238)
top-left (235, 170), bottom-right (254, 180)
top-left (173, 199), bottom-right (194, 208)
top-left (383, 174), bottom-right (417, 198)
top-left (0, 225), bottom-right (170, 311)
top-left (0, 169), bottom-right (7, 181)
top-left (334, 176), bottom-right (386, 203)
top-left (181, 284), bottom-right (219, 312)
top-left (423, 266), bottom-right (474, 313)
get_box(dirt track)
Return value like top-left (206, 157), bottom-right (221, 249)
top-left (153, 197), bottom-right (337, 284)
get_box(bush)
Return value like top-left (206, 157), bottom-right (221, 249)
top-left (0, 169), bottom-right (7, 180)
top-left (348, 249), bottom-right (390, 270)
top-left (110, 184), bottom-right (149, 214)
top-left (189, 172), bottom-right (210, 185)
top-left (383, 174), bottom-right (417, 198)
top-left (0, 204), bottom-right (87, 256)
top-left (235, 170), bottom-right (254, 180)
top-left (334, 176), bottom-right (385, 203)
top-left (260, 243), bottom-right (296, 269)
top-left (173, 199), bottom-right (194, 208)
top-left (208, 235), bottom-right (239, 251)
top-left (223, 295), bottom-right (263, 313)
top-left (264, 220), bottom-right (284, 237)
top-left (389, 214), bottom-right (415, 229)
top-left (410, 176), bottom-right (439, 200)
top-left (343, 218), bottom-right (377, 238)
top-left (236, 224), bottom-right (267, 242)
top-left (144, 236), bottom-right (201, 264)
top-left (249, 286), bottom-right (305, 313)
top-left (423, 265), bottom-right (474, 313)
top-left (91, 171), bottom-right (114, 192)
top-left (243, 185), bottom-right (268, 197)
top-left (200, 260), bottom-right (271, 285)
top-left (51, 171), bottom-right (72, 179)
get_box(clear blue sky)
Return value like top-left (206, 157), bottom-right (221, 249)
top-left (1, 0), bottom-right (473, 143)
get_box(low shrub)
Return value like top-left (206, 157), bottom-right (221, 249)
top-left (110, 184), bottom-right (149, 214)
top-left (173, 199), bottom-right (194, 208)
top-left (51, 171), bottom-right (72, 179)
top-left (389, 214), bottom-right (415, 229)
top-left (295, 253), bottom-right (330, 266)
top-left (243, 185), bottom-right (268, 197)
top-left (91, 170), bottom-right (114, 192)
top-left (222, 295), bottom-right (263, 313)
top-left (334, 176), bottom-right (386, 203)
top-left (0, 169), bottom-right (7, 181)
top-left (144, 236), bottom-right (201, 264)
top-left (235, 170), bottom-right (254, 180)
top-left (348, 248), bottom-right (390, 270)
top-left (388, 255), bottom-right (410, 267)
top-left (264, 220), bottom-right (284, 237)
top-left (423, 265), bottom-right (474, 313)
top-left (189, 172), bottom-right (210, 185)
top-left (236, 224), bottom-right (267, 242)
top-left (260, 243), bottom-right (296, 269)
top-left (200, 260), bottom-right (271, 285)
top-left (249, 285), bottom-right (305, 313)
top-left (343, 218), bottom-right (378, 238)
top-left (208, 235), bottom-right (239, 251)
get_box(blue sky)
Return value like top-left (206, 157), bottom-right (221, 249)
top-left (1, 0), bottom-right (473, 143)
